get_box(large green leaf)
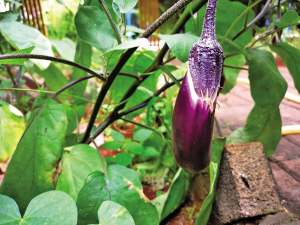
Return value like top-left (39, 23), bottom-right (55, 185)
top-left (227, 49), bottom-right (287, 157)
top-left (152, 168), bottom-right (191, 221)
top-left (75, 6), bottom-right (116, 52)
top-left (0, 11), bottom-right (19, 22)
top-left (77, 165), bottom-right (159, 225)
top-left (51, 38), bottom-right (76, 61)
top-left (244, 49), bottom-right (287, 111)
top-left (0, 93), bottom-right (67, 214)
top-left (0, 22), bottom-right (54, 70)
top-left (158, 33), bottom-right (199, 63)
top-left (56, 144), bottom-right (105, 202)
top-left (269, 42), bottom-right (300, 94)
top-left (97, 201), bottom-right (135, 225)
top-left (0, 46), bottom-right (35, 65)
top-left (221, 54), bottom-right (245, 94)
top-left (196, 138), bottom-right (226, 225)
top-left (275, 10), bottom-right (300, 29)
top-left (34, 63), bottom-right (69, 101)
top-left (0, 102), bottom-right (25, 163)
top-left (0, 190), bottom-right (77, 224)
top-left (69, 38), bottom-right (92, 98)
top-left (227, 105), bottom-right (281, 157)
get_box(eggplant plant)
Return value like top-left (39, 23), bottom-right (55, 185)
top-left (0, 0), bottom-right (300, 224)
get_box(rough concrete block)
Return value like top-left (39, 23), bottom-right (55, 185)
top-left (212, 143), bottom-right (282, 224)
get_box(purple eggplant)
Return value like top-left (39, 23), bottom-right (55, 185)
top-left (172, 0), bottom-right (223, 174)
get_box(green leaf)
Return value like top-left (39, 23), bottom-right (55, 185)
top-left (69, 38), bottom-right (92, 98)
top-left (0, 46), bottom-right (35, 65)
top-left (152, 168), bottom-right (191, 221)
top-left (111, 130), bottom-right (125, 142)
top-left (0, 102), bottom-right (25, 163)
top-left (62, 104), bottom-right (87, 135)
top-left (133, 129), bottom-right (153, 142)
top-left (275, 10), bottom-right (300, 29)
top-left (0, 11), bottom-right (19, 22)
top-left (196, 138), bottom-right (226, 225)
top-left (227, 105), bottom-right (281, 157)
top-left (51, 38), bottom-right (76, 61)
top-left (97, 201), bottom-right (135, 225)
top-left (244, 49), bottom-right (287, 111)
top-left (77, 166), bottom-right (159, 225)
top-left (221, 54), bottom-right (245, 94)
top-left (0, 93), bottom-right (67, 214)
top-left (0, 190), bottom-right (77, 225)
top-left (126, 142), bottom-right (143, 154)
top-left (100, 141), bottom-right (122, 150)
top-left (115, 152), bottom-right (132, 166)
top-left (0, 22), bottom-right (54, 70)
top-left (112, 0), bottom-right (137, 13)
top-left (158, 33), bottom-right (199, 63)
top-left (56, 144), bottom-right (105, 202)
top-left (269, 42), bottom-right (300, 94)
top-left (34, 63), bottom-right (69, 101)
top-left (143, 146), bottom-right (160, 157)
top-left (75, 6), bottom-right (116, 52)
top-left (103, 38), bottom-right (149, 58)
top-left (0, 194), bottom-right (21, 224)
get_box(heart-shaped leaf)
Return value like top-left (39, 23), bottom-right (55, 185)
top-left (0, 190), bottom-right (77, 224)
top-left (77, 165), bottom-right (159, 225)
top-left (56, 144), bottom-right (106, 202)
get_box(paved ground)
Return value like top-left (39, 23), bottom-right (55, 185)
top-left (216, 66), bottom-right (300, 216)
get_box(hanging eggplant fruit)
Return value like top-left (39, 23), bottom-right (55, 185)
top-left (172, 0), bottom-right (223, 174)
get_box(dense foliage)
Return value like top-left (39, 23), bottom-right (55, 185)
top-left (1, 0), bottom-right (300, 224)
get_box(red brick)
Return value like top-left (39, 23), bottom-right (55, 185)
top-left (282, 159), bottom-right (300, 182)
top-left (271, 137), bottom-right (300, 162)
top-left (270, 163), bottom-right (300, 215)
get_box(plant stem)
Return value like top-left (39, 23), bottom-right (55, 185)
top-left (99, 0), bottom-right (122, 44)
top-left (141, 0), bottom-right (195, 39)
top-left (223, 65), bottom-right (248, 70)
top-left (52, 75), bottom-right (94, 99)
top-left (220, 0), bottom-right (264, 45)
top-left (146, 0), bottom-right (206, 73)
top-left (4, 65), bottom-right (17, 87)
top-left (120, 117), bottom-right (161, 135)
top-left (248, 29), bottom-right (277, 48)
top-left (0, 54), bottom-right (105, 81)
top-left (152, 106), bottom-right (172, 138)
top-left (159, 65), bottom-right (181, 87)
top-left (81, 0), bottom-right (197, 143)
top-left (89, 77), bottom-right (184, 143)
top-left (15, 65), bottom-right (22, 88)
top-left (232, 0), bottom-right (272, 41)
top-left (118, 77), bottom-right (184, 118)
top-left (0, 88), bottom-right (94, 103)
